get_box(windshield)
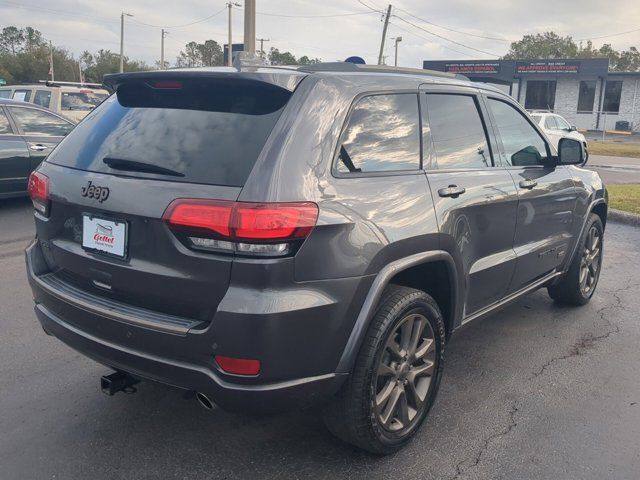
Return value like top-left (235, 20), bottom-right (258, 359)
top-left (61, 91), bottom-right (109, 111)
top-left (46, 78), bottom-right (291, 187)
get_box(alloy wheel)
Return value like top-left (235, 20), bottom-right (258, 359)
top-left (374, 313), bottom-right (436, 433)
top-left (579, 225), bottom-right (602, 296)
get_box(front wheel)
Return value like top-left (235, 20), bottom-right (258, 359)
top-left (323, 285), bottom-right (445, 454)
top-left (548, 213), bottom-right (604, 306)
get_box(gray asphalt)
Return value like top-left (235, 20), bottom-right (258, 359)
top-left (1, 200), bottom-right (639, 479)
top-left (588, 154), bottom-right (640, 185)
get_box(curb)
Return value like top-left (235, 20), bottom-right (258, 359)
top-left (608, 209), bottom-right (640, 227)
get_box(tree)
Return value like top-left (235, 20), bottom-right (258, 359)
top-left (268, 47), bottom-right (298, 65)
top-left (0, 26), bottom-right (25, 55)
top-left (298, 55), bottom-right (321, 65)
top-left (503, 31), bottom-right (639, 72)
top-left (198, 40), bottom-right (223, 66)
top-left (503, 32), bottom-right (578, 59)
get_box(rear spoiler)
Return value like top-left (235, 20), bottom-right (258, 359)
top-left (103, 69), bottom-right (306, 94)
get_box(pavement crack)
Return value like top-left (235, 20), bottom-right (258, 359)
top-left (448, 402), bottom-right (519, 480)
top-left (530, 283), bottom-right (638, 380)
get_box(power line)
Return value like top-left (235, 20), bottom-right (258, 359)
top-left (393, 6), bottom-right (509, 42)
top-left (388, 20), bottom-right (474, 58)
top-left (256, 10), bottom-right (378, 19)
top-left (392, 14), bottom-right (502, 57)
top-left (576, 27), bottom-right (640, 42)
top-left (129, 6), bottom-right (227, 29)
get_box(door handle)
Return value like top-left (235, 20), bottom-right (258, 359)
top-left (438, 185), bottom-right (466, 198)
top-left (29, 144), bottom-right (49, 151)
top-left (519, 179), bottom-right (538, 189)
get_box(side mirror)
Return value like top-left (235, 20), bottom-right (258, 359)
top-left (569, 125), bottom-right (577, 132)
top-left (558, 138), bottom-right (586, 165)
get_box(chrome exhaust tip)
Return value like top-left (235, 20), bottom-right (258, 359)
top-left (195, 392), bottom-right (215, 410)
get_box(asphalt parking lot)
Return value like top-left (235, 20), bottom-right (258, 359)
top-left (1, 198), bottom-right (639, 479)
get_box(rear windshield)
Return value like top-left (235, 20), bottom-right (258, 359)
top-left (46, 78), bottom-right (291, 186)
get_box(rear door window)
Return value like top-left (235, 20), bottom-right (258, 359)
top-left (336, 93), bottom-right (420, 174)
top-left (61, 91), bottom-right (108, 111)
top-left (12, 89), bottom-right (31, 102)
top-left (8, 107), bottom-right (74, 136)
top-left (33, 90), bottom-right (52, 108)
top-left (423, 93), bottom-right (492, 169)
top-left (0, 90), bottom-right (11, 99)
top-left (46, 79), bottom-right (292, 187)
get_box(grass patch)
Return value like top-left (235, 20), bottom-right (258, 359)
top-left (588, 141), bottom-right (640, 158)
top-left (607, 184), bottom-right (640, 214)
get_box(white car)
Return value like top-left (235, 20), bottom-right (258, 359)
top-left (529, 112), bottom-right (588, 152)
top-left (0, 82), bottom-right (109, 123)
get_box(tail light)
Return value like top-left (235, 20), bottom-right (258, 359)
top-left (27, 171), bottom-right (50, 216)
top-left (162, 199), bottom-right (318, 257)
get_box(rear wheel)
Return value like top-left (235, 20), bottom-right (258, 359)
top-left (323, 285), bottom-right (445, 454)
top-left (548, 213), bottom-right (604, 306)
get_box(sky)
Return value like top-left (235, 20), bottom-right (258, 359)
top-left (1, 0), bottom-right (639, 68)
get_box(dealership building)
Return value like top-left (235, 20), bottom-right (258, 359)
top-left (423, 58), bottom-right (640, 132)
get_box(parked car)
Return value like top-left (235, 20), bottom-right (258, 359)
top-left (529, 111), bottom-right (588, 153)
top-left (0, 98), bottom-right (74, 199)
top-left (25, 64), bottom-right (607, 454)
top-left (0, 81), bottom-right (109, 123)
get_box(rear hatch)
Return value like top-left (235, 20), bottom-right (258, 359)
top-left (34, 71), bottom-right (302, 324)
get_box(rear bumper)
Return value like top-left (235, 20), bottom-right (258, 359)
top-left (26, 240), bottom-right (359, 413)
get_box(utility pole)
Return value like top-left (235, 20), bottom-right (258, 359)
top-left (393, 36), bottom-right (402, 66)
top-left (160, 29), bottom-right (168, 69)
top-left (78, 60), bottom-right (83, 84)
top-left (244, 0), bottom-right (256, 54)
top-left (120, 12), bottom-right (133, 73)
top-left (257, 38), bottom-right (270, 58)
top-left (48, 40), bottom-right (54, 81)
top-left (227, 2), bottom-right (241, 66)
top-left (377, 4), bottom-right (392, 66)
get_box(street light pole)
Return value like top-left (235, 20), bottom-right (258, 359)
top-left (227, 2), bottom-right (241, 66)
top-left (119, 12), bottom-right (133, 73)
top-left (394, 36), bottom-right (402, 67)
top-left (160, 29), bottom-right (168, 69)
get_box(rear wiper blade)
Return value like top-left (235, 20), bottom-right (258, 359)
top-left (103, 157), bottom-right (185, 177)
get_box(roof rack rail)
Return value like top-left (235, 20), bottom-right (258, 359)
top-left (38, 80), bottom-right (104, 88)
top-left (297, 62), bottom-right (468, 80)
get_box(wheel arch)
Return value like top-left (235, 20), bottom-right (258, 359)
top-left (336, 250), bottom-right (461, 374)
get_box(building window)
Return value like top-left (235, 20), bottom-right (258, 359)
top-left (603, 81), bottom-right (623, 113)
top-left (577, 81), bottom-right (596, 113)
top-left (524, 81), bottom-right (556, 111)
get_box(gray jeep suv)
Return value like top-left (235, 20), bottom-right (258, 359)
top-left (25, 63), bottom-right (607, 454)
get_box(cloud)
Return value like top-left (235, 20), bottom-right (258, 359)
top-left (1, 0), bottom-right (639, 67)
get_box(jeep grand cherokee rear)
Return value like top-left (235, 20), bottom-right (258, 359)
top-left (25, 70), bottom-right (364, 412)
top-left (26, 65), bottom-right (604, 455)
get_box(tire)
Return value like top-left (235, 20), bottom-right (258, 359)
top-left (548, 213), bottom-right (604, 306)
top-left (323, 285), bottom-right (446, 454)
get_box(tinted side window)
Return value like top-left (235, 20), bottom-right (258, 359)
top-left (33, 90), bottom-right (52, 108)
top-left (424, 94), bottom-right (492, 169)
top-left (9, 107), bottom-right (73, 136)
top-left (337, 93), bottom-right (420, 174)
top-left (0, 110), bottom-right (12, 134)
top-left (544, 116), bottom-right (557, 129)
top-left (487, 98), bottom-right (549, 167)
top-left (555, 116), bottom-right (570, 130)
